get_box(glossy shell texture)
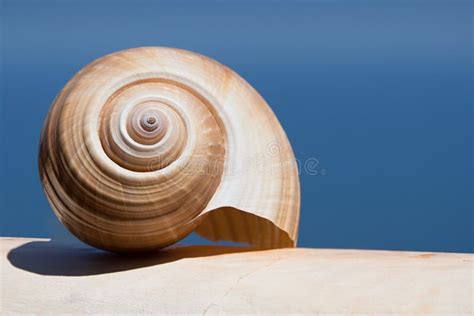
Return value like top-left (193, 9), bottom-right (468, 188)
top-left (39, 47), bottom-right (300, 252)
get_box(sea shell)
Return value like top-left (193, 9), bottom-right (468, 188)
top-left (38, 47), bottom-right (300, 252)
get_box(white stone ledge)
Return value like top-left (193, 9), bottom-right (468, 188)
top-left (1, 237), bottom-right (472, 315)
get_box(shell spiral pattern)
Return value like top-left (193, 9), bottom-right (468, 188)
top-left (39, 47), bottom-right (300, 252)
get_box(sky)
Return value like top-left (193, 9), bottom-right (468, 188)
top-left (1, 0), bottom-right (472, 253)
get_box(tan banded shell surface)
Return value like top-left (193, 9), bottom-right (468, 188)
top-left (39, 47), bottom-right (300, 252)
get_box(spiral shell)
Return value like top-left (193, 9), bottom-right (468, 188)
top-left (39, 47), bottom-right (300, 252)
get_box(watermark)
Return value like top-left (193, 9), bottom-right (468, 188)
top-left (147, 141), bottom-right (326, 177)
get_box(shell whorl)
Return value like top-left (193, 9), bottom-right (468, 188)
top-left (39, 47), bottom-right (300, 252)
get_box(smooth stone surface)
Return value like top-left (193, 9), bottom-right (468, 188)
top-left (1, 237), bottom-right (472, 315)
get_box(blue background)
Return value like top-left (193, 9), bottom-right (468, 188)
top-left (1, 0), bottom-right (472, 253)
